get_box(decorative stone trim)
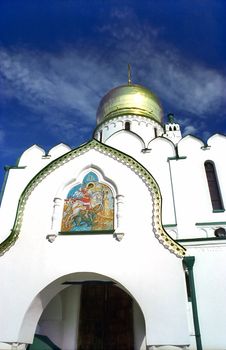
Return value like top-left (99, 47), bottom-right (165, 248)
top-left (45, 197), bottom-right (63, 242)
top-left (10, 343), bottom-right (27, 350)
top-left (113, 194), bottom-right (125, 241)
top-left (0, 139), bottom-right (185, 257)
top-left (46, 233), bottom-right (57, 243)
top-left (95, 114), bottom-right (163, 130)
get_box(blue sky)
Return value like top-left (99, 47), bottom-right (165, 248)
top-left (0, 0), bottom-right (226, 186)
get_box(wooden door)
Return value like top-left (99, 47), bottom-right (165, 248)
top-left (78, 283), bottom-right (134, 350)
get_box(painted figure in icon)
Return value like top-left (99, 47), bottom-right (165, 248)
top-left (61, 172), bottom-right (114, 232)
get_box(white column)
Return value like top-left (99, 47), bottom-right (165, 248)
top-left (51, 197), bottom-right (62, 231)
top-left (114, 194), bottom-right (125, 241)
top-left (46, 197), bottom-right (62, 242)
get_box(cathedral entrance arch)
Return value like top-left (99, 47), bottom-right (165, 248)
top-left (22, 273), bottom-right (146, 350)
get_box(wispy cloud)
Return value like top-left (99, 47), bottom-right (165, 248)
top-left (0, 49), bottom-right (100, 117)
top-left (0, 48), bottom-right (113, 142)
top-left (99, 10), bottom-right (226, 118)
top-left (183, 125), bottom-right (198, 135)
top-left (0, 47), bottom-right (126, 141)
top-left (0, 8), bottom-right (225, 142)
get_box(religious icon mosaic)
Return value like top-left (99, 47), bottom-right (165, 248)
top-left (61, 172), bottom-right (114, 232)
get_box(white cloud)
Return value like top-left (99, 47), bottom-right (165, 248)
top-left (0, 48), bottom-right (117, 141)
top-left (99, 17), bottom-right (226, 118)
top-left (0, 49), bottom-right (100, 118)
top-left (0, 11), bottom-right (225, 141)
top-left (183, 125), bottom-right (198, 135)
top-left (154, 60), bottom-right (226, 116)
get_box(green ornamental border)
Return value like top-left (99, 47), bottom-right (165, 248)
top-left (0, 139), bottom-right (185, 257)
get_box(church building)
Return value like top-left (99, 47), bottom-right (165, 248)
top-left (0, 74), bottom-right (226, 350)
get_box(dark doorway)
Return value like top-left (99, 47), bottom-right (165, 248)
top-left (78, 283), bottom-right (134, 350)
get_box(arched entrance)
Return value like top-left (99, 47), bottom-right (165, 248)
top-left (24, 273), bottom-right (146, 350)
top-left (78, 282), bottom-right (134, 350)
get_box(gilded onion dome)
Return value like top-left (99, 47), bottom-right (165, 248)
top-left (96, 83), bottom-right (163, 125)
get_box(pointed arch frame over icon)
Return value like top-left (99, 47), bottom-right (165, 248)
top-left (0, 139), bottom-right (186, 257)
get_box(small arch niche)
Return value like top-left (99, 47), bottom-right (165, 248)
top-left (61, 171), bottom-right (114, 233)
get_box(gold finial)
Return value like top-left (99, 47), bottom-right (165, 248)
top-left (128, 64), bottom-right (132, 85)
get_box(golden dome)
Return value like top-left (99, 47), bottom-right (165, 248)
top-left (96, 84), bottom-right (163, 124)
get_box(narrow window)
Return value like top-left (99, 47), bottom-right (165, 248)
top-left (204, 161), bottom-right (224, 211)
top-left (99, 130), bottom-right (103, 142)
top-left (154, 127), bottom-right (157, 138)
top-left (125, 121), bottom-right (130, 131)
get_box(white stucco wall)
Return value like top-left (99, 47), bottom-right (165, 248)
top-left (1, 122), bottom-right (226, 349)
top-left (186, 244), bottom-right (226, 350)
top-left (0, 146), bottom-right (189, 348)
top-left (0, 144), bottom-right (71, 243)
top-left (106, 131), bottom-right (226, 240)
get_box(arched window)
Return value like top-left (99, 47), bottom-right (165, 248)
top-left (61, 172), bottom-right (114, 232)
top-left (204, 161), bottom-right (224, 211)
top-left (125, 121), bottom-right (130, 131)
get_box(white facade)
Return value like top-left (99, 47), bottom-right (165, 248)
top-left (0, 82), bottom-right (226, 350)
